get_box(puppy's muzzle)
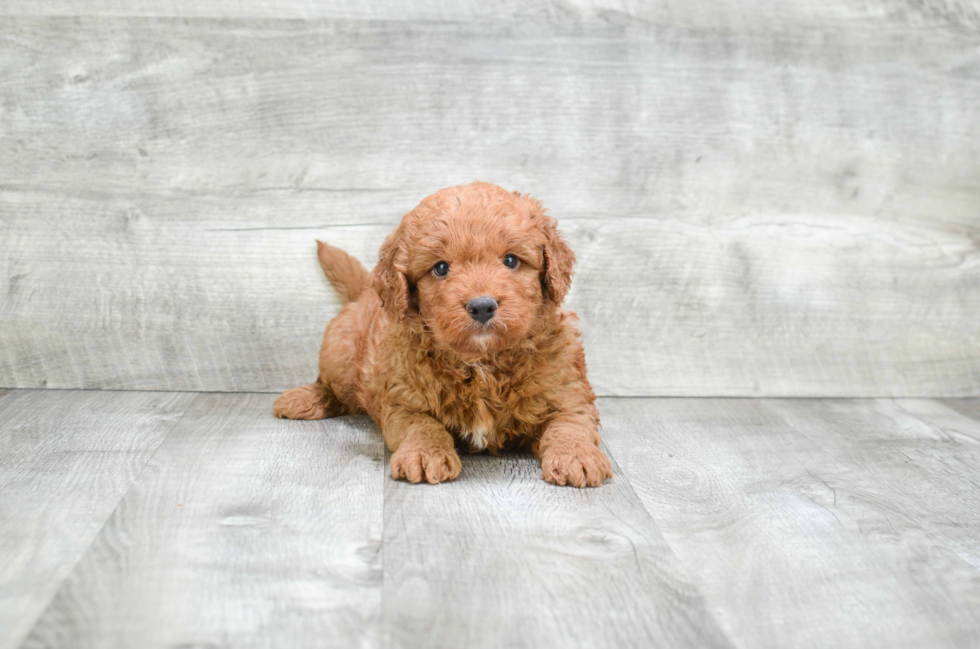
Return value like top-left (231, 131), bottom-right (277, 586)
top-left (466, 296), bottom-right (497, 324)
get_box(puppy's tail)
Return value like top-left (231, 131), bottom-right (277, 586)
top-left (316, 240), bottom-right (371, 303)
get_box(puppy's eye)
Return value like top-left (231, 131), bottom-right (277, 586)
top-left (503, 254), bottom-right (519, 269)
top-left (432, 261), bottom-right (450, 277)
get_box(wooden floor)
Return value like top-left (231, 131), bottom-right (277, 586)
top-left (1, 390), bottom-right (979, 648)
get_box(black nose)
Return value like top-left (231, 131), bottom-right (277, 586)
top-left (466, 296), bottom-right (498, 324)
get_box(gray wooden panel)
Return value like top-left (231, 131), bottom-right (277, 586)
top-left (382, 448), bottom-right (732, 649)
top-left (599, 398), bottom-right (980, 648)
top-left (1, 14), bottom-right (979, 396)
top-left (20, 394), bottom-right (385, 649)
top-left (0, 389), bottom-right (194, 649)
top-left (1, 0), bottom-right (978, 30)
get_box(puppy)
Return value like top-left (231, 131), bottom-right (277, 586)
top-left (274, 181), bottom-right (612, 487)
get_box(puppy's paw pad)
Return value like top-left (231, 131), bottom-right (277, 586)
top-left (390, 446), bottom-right (462, 484)
top-left (540, 444), bottom-right (612, 488)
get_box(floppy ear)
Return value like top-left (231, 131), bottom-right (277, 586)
top-left (372, 224), bottom-right (411, 320)
top-left (542, 223), bottom-right (575, 304)
top-left (525, 197), bottom-right (575, 304)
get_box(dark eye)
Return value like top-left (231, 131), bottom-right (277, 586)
top-left (503, 254), bottom-right (519, 269)
top-left (433, 261), bottom-right (450, 277)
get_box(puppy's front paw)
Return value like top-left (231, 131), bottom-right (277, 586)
top-left (390, 445), bottom-right (462, 485)
top-left (540, 444), bottom-right (612, 488)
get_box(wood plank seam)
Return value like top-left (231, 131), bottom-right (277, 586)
top-left (10, 390), bottom-right (199, 649)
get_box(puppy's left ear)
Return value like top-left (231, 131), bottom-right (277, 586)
top-left (525, 197), bottom-right (575, 305)
top-left (372, 223), bottom-right (411, 320)
top-left (542, 224), bottom-right (575, 304)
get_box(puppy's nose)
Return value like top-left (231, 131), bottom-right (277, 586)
top-left (466, 296), bottom-right (497, 324)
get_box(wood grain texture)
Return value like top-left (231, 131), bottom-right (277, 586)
top-left (382, 447), bottom-right (732, 649)
top-left (0, 389), bottom-right (194, 649)
top-left (938, 398), bottom-right (980, 426)
top-left (20, 394), bottom-right (385, 649)
top-left (1, 11), bottom-right (979, 396)
top-left (5, 390), bottom-right (980, 646)
top-left (1, 0), bottom-right (978, 31)
top-left (599, 398), bottom-right (980, 648)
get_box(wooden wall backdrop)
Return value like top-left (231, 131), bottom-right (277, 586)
top-left (1, 1), bottom-right (978, 396)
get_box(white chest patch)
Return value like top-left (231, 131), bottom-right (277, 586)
top-left (459, 399), bottom-right (495, 451)
top-left (459, 425), bottom-right (492, 451)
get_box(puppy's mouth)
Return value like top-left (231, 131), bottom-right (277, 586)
top-left (469, 329), bottom-right (497, 350)
top-left (447, 321), bottom-right (506, 355)
top-left (428, 302), bottom-right (523, 356)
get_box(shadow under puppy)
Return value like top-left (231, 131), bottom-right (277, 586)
top-left (275, 181), bottom-right (612, 487)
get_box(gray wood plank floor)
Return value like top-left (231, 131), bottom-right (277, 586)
top-left (20, 393), bottom-right (384, 649)
top-left (0, 390), bottom-right (195, 649)
top-left (383, 447), bottom-right (731, 649)
top-left (600, 398), bottom-right (980, 649)
top-left (2, 390), bottom-right (979, 648)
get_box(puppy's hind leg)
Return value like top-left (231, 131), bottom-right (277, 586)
top-left (273, 382), bottom-right (345, 420)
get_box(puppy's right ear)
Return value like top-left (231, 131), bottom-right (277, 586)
top-left (372, 224), bottom-right (410, 320)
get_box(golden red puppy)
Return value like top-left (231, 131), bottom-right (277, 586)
top-left (274, 181), bottom-right (612, 487)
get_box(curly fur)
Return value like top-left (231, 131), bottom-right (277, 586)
top-left (274, 181), bottom-right (612, 487)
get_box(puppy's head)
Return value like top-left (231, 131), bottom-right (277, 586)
top-left (373, 182), bottom-right (574, 357)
